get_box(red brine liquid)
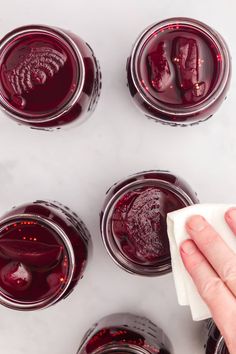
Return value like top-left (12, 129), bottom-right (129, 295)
top-left (127, 18), bottom-right (231, 125)
top-left (101, 171), bottom-right (198, 276)
top-left (0, 201), bottom-right (91, 310)
top-left (0, 25), bottom-right (101, 129)
top-left (77, 313), bottom-right (172, 354)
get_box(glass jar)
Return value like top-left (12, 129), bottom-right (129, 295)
top-left (204, 320), bottom-right (228, 354)
top-left (0, 25), bottom-right (101, 130)
top-left (0, 200), bottom-right (91, 310)
top-left (127, 18), bottom-right (231, 126)
top-left (100, 170), bottom-right (198, 276)
top-left (77, 313), bottom-right (172, 354)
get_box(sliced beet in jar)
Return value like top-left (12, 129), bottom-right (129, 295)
top-left (101, 170), bottom-right (198, 276)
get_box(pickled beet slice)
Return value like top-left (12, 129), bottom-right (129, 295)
top-left (172, 37), bottom-right (198, 90)
top-left (112, 188), bottom-right (166, 263)
top-left (112, 192), bottom-right (136, 238)
top-left (0, 240), bottom-right (63, 268)
top-left (172, 36), bottom-right (206, 102)
top-left (147, 42), bottom-right (171, 92)
top-left (1, 261), bottom-right (32, 291)
top-left (123, 188), bottom-right (165, 260)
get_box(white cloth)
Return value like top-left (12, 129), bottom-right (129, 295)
top-left (167, 204), bottom-right (236, 321)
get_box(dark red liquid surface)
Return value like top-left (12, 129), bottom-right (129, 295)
top-left (0, 219), bottom-right (69, 302)
top-left (137, 24), bottom-right (221, 107)
top-left (111, 186), bottom-right (186, 266)
top-left (0, 31), bottom-right (79, 116)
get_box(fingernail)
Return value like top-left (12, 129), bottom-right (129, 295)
top-left (186, 215), bottom-right (207, 232)
top-left (225, 208), bottom-right (236, 221)
top-left (180, 240), bottom-right (197, 255)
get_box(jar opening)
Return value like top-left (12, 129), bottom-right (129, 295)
top-left (130, 17), bottom-right (230, 118)
top-left (102, 178), bottom-right (195, 276)
top-left (0, 25), bottom-right (85, 123)
top-left (0, 214), bottom-right (75, 310)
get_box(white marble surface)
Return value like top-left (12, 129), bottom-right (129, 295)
top-left (0, 0), bottom-right (236, 353)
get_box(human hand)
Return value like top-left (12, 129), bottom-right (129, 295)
top-left (180, 208), bottom-right (236, 354)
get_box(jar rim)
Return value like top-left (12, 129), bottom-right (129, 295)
top-left (0, 24), bottom-right (85, 123)
top-left (101, 176), bottom-right (195, 276)
top-left (129, 17), bottom-right (231, 122)
top-left (0, 213), bottom-right (75, 310)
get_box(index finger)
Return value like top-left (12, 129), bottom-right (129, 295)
top-left (225, 208), bottom-right (236, 235)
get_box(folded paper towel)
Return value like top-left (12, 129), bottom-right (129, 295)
top-left (167, 204), bottom-right (236, 321)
